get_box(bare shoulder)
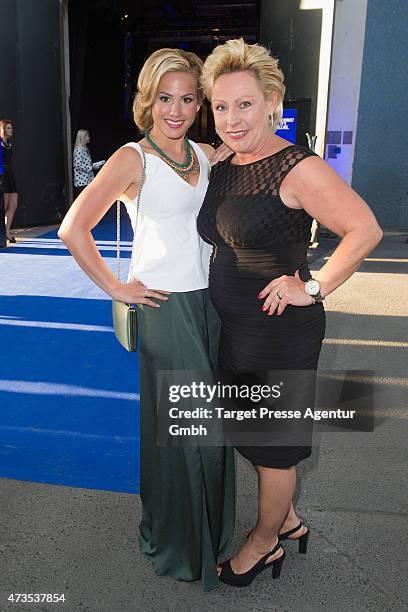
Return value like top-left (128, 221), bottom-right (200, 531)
top-left (284, 153), bottom-right (344, 194)
top-left (281, 151), bottom-right (370, 228)
top-left (86, 143), bottom-right (144, 202)
top-left (104, 144), bottom-right (143, 178)
top-left (197, 142), bottom-right (215, 160)
top-left (116, 143), bottom-right (144, 164)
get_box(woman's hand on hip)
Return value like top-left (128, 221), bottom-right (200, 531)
top-left (111, 279), bottom-right (170, 308)
top-left (258, 270), bottom-right (314, 315)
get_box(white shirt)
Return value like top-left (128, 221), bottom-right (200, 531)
top-left (120, 141), bottom-right (212, 292)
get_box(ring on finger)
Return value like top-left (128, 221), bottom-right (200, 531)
top-left (276, 290), bottom-right (283, 301)
top-left (144, 289), bottom-right (148, 298)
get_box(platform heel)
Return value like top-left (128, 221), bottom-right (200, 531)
top-left (272, 549), bottom-right (286, 579)
top-left (297, 529), bottom-right (310, 554)
top-left (219, 541), bottom-right (286, 587)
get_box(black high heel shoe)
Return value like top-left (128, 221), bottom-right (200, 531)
top-left (246, 521), bottom-right (310, 555)
top-left (279, 521), bottom-right (310, 554)
top-left (218, 540), bottom-right (285, 587)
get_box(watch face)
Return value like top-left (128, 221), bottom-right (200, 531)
top-left (305, 280), bottom-right (320, 295)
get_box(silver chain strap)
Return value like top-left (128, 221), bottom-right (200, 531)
top-left (116, 145), bottom-right (147, 280)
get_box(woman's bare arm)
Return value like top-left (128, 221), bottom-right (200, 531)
top-left (286, 156), bottom-right (383, 297)
top-left (59, 146), bottom-right (168, 307)
top-left (259, 156), bottom-right (383, 314)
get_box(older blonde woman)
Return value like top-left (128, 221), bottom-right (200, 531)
top-left (59, 48), bottom-right (235, 591)
top-left (197, 38), bottom-right (382, 587)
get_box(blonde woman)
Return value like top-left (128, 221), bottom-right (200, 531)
top-left (198, 38), bottom-right (382, 586)
top-left (0, 119), bottom-right (18, 243)
top-left (59, 48), bottom-right (235, 591)
top-left (73, 129), bottom-right (105, 199)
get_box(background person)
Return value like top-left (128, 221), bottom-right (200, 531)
top-left (73, 129), bottom-right (105, 199)
top-left (0, 119), bottom-right (18, 243)
top-left (198, 38), bottom-right (383, 587)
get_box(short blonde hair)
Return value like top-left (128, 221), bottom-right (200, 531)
top-left (201, 38), bottom-right (285, 131)
top-left (74, 129), bottom-right (89, 147)
top-left (133, 48), bottom-right (203, 132)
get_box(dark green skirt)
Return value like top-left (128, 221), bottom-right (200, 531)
top-left (136, 289), bottom-right (235, 591)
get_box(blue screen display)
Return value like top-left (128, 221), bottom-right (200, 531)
top-left (276, 108), bottom-right (297, 144)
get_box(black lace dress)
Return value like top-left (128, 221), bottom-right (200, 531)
top-left (197, 145), bottom-right (326, 468)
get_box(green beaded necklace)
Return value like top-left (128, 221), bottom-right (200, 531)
top-left (145, 130), bottom-right (192, 168)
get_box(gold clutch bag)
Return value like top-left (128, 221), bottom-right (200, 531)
top-left (112, 146), bottom-right (146, 352)
top-left (112, 298), bottom-right (138, 352)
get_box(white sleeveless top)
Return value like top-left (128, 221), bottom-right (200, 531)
top-left (120, 140), bottom-right (212, 292)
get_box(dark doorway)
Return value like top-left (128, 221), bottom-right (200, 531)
top-left (68, 0), bottom-right (261, 161)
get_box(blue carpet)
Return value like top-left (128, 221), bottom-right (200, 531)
top-left (0, 206), bottom-right (140, 493)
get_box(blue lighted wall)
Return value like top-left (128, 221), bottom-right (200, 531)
top-left (352, 0), bottom-right (408, 230)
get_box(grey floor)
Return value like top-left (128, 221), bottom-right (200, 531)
top-left (1, 233), bottom-right (407, 612)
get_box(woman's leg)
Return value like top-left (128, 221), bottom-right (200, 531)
top-left (4, 193), bottom-right (11, 237)
top-left (219, 465), bottom-right (295, 574)
top-left (5, 192), bottom-right (18, 237)
top-left (255, 465), bottom-right (296, 543)
top-left (280, 500), bottom-right (309, 537)
top-left (244, 496), bottom-right (308, 540)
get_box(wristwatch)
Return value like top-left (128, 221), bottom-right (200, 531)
top-left (304, 278), bottom-right (324, 303)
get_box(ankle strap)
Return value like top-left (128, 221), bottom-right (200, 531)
top-left (266, 540), bottom-right (283, 557)
top-left (280, 521), bottom-right (303, 538)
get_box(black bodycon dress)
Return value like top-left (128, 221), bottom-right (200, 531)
top-left (1, 142), bottom-right (18, 193)
top-left (197, 145), bottom-right (326, 468)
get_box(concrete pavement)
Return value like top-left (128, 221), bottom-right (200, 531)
top-left (1, 232), bottom-right (407, 612)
